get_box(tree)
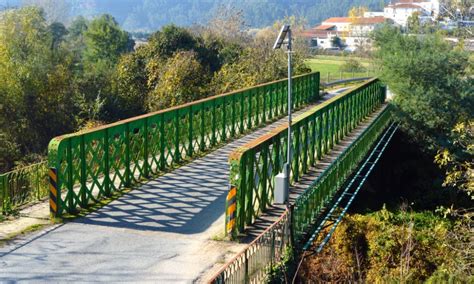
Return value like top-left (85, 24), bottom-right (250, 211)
top-left (113, 51), bottom-right (149, 119)
top-left (146, 24), bottom-right (198, 59)
top-left (22, 0), bottom-right (70, 24)
top-left (147, 51), bottom-right (208, 111)
top-left (372, 25), bottom-right (473, 196)
top-left (207, 5), bottom-right (248, 42)
top-left (435, 121), bottom-right (474, 197)
top-left (68, 16), bottom-right (88, 40)
top-left (65, 16), bottom-right (88, 70)
top-left (0, 7), bottom-right (78, 169)
top-left (407, 11), bottom-right (421, 34)
top-left (340, 58), bottom-right (365, 72)
top-left (83, 14), bottom-right (134, 69)
top-left (49, 22), bottom-right (68, 50)
top-left (348, 6), bottom-right (369, 19)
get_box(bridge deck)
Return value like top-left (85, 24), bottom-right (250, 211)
top-left (0, 91), bottom-right (345, 283)
top-left (239, 104), bottom-right (388, 243)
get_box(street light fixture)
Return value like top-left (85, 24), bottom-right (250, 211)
top-left (273, 25), bottom-right (292, 205)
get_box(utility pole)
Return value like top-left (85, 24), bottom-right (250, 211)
top-left (273, 25), bottom-right (292, 206)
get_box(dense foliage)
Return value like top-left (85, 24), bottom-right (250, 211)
top-left (372, 25), bottom-right (473, 198)
top-left (0, 6), bottom-right (310, 172)
top-left (300, 207), bottom-right (472, 282)
top-left (298, 24), bottom-right (473, 283)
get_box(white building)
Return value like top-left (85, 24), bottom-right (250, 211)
top-left (384, 0), bottom-right (440, 27)
top-left (300, 16), bottom-right (385, 51)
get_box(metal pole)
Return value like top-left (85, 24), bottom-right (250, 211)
top-left (286, 29), bottom-right (292, 182)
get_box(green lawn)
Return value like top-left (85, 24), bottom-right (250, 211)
top-left (305, 55), bottom-right (376, 82)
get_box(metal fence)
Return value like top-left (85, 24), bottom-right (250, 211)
top-left (209, 209), bottom-right (291, 284)
top-left (0, 161), bottom-right (49, 214)
top-left (209, 82), bottom-right (392, 284)
top-left (228, 78), bottom-right (386, 235)
top-left (321, 70), bottom-right (377, 84)
top-left (48, 72), bottom-right (320, 216)
top-left (292, 106), bottom-right (392, 244)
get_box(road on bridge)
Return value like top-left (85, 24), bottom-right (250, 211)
top-left (0, 89), bottom-right (343, 283)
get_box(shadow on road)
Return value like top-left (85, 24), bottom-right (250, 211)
top-left (74, 149), bottom-right (232, 234)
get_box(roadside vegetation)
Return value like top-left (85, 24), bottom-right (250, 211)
top-left (297, 25), bottom-right (473, 282)
top-left (0, 6), bottom-right (311, 173)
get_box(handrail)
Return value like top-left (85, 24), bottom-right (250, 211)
top-left (208, 209), bottom-right (291, 284)
top-left (48, 72), bottom-right (320, 216)
top-left (227, 78), bottom-right (386, 235)
top-left (1, 161), bottom-right (48, 214)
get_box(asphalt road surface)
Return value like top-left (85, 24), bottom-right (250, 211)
top-left (0, 90), bottom-right (345, 283)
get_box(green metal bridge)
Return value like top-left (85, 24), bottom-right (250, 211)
top-left (0, 72), bottom-right (397, 282)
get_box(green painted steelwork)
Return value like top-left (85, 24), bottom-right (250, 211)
top-left (47, 72), bottom-right (320, 216)
top-left (210, 87), bottom-right (392, 284)
top-left (0, 161), bottom-right (49, 214)
top-left (210, 209), bottom-right (291, 284)
top-left (228, 78), bottom-right (386, 235)
top-left (292, 106), bottom-right (393, 245)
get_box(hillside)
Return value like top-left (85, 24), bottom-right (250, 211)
top-left (1, 0), bottom-right (390, 31)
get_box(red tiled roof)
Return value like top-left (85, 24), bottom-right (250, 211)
top-left (314, 24), bottom-right (336, 30)
top-left (323, 16), bottom-right (385, 25)
top-left (298, 29), bottom-right (348, 39)
top-left (353, 16), bottom-right (386, 25)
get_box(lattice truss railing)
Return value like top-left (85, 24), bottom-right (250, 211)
top-left (228, 78), bottom-right (386, 234)
top-left (209, 101), bottom-right (392, 284)
top-left (292, 106), bottom-right (393, 244)
top-left (0, 162), bottom-right (48, 214)
top-left (48, 72), bottom-right (320, 216)
top-left (210, 209), bottom-right (290, 284)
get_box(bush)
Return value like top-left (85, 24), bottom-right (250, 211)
top-left (298, 206), bottom-right (471, 282)
top-left (339, 58), bottom-right (366, 73)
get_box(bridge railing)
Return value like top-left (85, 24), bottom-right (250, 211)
top-left (228, 78), bottom-right (386, 235)
top-left (209, 103), bottom-right (393, 284)
top-left (0, 161), bottom-right (49, 214)
top-left (209, 209), bottom-right (291, 284)
top-left (48, 72), bottom-right (320, 216)
top-left (292, 106), bottom-right (392, 244)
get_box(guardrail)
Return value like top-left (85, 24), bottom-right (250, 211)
top-left (48, 72), bottom-right (320, 216)
top-left (210, 84), bottom-right (392, 284)
top-left (322, 77), bottom-right (372, 88)
top-left (209, 209), bottom-right (291, 284)
top-left (227, 78), bottom-right (386, 235)
top-left (0, 161), bottom-right (48, 214)
top-left (293, 106), bottom-right (392, 244)
top-left (321, 70), bottom-right (376, 84)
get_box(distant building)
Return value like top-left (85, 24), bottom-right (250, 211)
top-left (384, 0), bottom-right (440, 27)
top-left (300, 16), bottom-right (385, 51)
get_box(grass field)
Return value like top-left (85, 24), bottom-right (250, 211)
top-left (305, 55), bottom-right (377, 82)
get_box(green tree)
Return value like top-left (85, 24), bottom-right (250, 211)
top-left (0, 7), bottom-right (78, 169)
top-left (49, 22), bottom-right (68, 50)
top-left (407, 11), bottom-right (421, 34)
top-left (146, 51), bottom-right (208, 111)
top-left (146, 24), bottom-right (198, 59)
top-left (66, 16), bottom-right (88, 70)
top-left (113, 51), bottom-right (149, 119)
top-left (83, 14), bottom-right (134, 69)
top-left (372, 25), bottom-right (473, 196)
top-left (210, 35), bottom-right (310, 94)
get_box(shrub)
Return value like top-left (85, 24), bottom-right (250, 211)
top-left (339, 58), bottom-right (366, 73)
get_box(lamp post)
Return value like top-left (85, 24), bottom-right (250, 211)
top-left (273, 25), bottom-right (292, 205)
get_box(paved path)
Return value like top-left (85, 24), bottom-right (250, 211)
top-left (0, 91), bottom-right (341, 283)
